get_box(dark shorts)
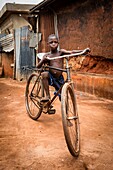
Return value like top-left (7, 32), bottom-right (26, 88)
top-left (49, 72), bottom-right (64, 91)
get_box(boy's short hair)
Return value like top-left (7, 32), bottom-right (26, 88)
top-left (48, 34), bottom-right (59, 42)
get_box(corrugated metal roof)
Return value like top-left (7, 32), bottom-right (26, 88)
top-left (30, 0), bottom-right (55, 13)
top-left (0, 34), bottom-right (14, 52)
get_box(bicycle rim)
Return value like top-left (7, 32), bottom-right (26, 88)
top-left (25, 73), bottom-right (43, 120)
top-left (61, 83), bottom-right (80, 157)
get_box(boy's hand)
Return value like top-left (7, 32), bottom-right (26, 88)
top-left (43, 55), bottom-right (48, 61)
top-left (37, 55), bottom-right (48, 68)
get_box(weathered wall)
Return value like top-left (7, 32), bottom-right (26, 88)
top-left (0, 14), bottom-right (31, 34)
top-left (0, 16), bottom-right (13, 34)
top-left (2, 52), bottom-right (13, 78)
top-left (12, 14), bottom-right (31, 30)
top-left (54, 0), bottom-right (113, 59)
top-left (73, 73), bottom-right (113, 100)
top-left (38, 11), bottom-right (55, 52)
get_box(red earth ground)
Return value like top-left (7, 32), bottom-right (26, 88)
top-left (0, 78), bottom-right (113, 170)
top-left (72, 55), bottom-right (113, 75)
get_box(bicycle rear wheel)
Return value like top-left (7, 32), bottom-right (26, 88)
top-left (25, 73), bottom-right (43, 120)
top-left (61, 83), bottom-right (80, 157)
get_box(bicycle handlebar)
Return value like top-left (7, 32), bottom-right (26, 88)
top-left (22, 48), bottom-right (90, 71)
top-left (47, 48), bottom-right (90, 60)
top-left (22, 66), bottom-right (41, 71)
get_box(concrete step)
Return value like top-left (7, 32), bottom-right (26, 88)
top-left (72, 72), bottom-right (113, 100)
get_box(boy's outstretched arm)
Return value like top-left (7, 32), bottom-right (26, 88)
top-left (60, 48), bottom-right (90, 59)
top-left (60, 49), bottom-right (81, 60)
top-left (60, 49), bottom-right (86, 54)
top-left (60, 49), bottom-right (73, 55)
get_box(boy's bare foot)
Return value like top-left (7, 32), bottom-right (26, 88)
top-left (40, 96), bottom-right (50, 102)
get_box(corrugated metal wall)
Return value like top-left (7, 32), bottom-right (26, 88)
top-left (0, 34), bottom-right (14, 52)
top-left (15, 26), bottom-right (35, 80)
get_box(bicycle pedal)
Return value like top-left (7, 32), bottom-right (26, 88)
top-left (48, 109), bottom-right (56, 114)
top-left (50, 105), bottom-right (53, 109)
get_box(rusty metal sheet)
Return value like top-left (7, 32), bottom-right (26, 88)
top-left (0, 34), bottom-right (14, 52)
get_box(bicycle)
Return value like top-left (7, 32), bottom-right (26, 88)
top-left (24, 48), bottom-right (90, 157)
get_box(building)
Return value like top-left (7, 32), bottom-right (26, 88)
top-left (30, 0), bottom-right (113, 59)
top-left (0, 3), bottom-right (36, 78)
top-left (30, 0), bottom-right (113, 100)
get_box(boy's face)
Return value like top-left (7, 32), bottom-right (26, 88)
top-left (48, 37), bottom-right (59, 50)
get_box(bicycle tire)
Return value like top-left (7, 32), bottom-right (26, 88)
top-left (61, 83), bottom-right (80, 157)
top-left (25, 73), bottom-right (44, 120)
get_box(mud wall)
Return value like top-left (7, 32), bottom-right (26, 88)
top-left (69, 55), bottom-right (113, 75)
top-left (55, 0), bottom-right (113, 59)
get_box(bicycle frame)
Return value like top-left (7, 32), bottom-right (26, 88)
top-left (42, 57), bottom-right (72, 109)
top-left (24, 47), bottom-right (90, 111)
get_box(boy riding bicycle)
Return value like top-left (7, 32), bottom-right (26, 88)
top-left (37, 34), bottom-right (84, 102)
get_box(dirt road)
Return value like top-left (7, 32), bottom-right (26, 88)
top-left (0, 78), bottom-right (113, 170)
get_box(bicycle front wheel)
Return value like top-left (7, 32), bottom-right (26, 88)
top-left (61, 83), bottom-right (80, 157)
top-left (25, 73), bottom-right (43, 120)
